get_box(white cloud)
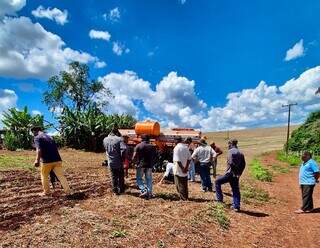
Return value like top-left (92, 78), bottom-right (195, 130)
top-left (0, 0), bottom-right (26, 17)
top-left (94, 61), bottom-right (107, 68)
top-left (31, 5), bottom-right (68, 25)
top-left (31, 110), bottom-right (42, 116)
top-left (112, 42), bottom-right (130, 56)
top-left (89, 29), bottom-right (111, 41)
top-left (0, 16), bottom-right (103, 79)
top-left (180, 0), bottom-right (187, 4)
top-left (284, 39), bottom-right (305, 61)
top-left (96, 66), bottom-right (320, 131)
top-left (0, 89), bottom-right (18, 121)
top-left (104, 7), bottom-right (120, 22)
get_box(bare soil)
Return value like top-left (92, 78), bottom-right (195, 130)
top-left (1, 126), bottom-right (320, 248)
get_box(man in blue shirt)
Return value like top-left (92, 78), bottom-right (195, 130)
top-left (295, 151), bottom-right (319, 213)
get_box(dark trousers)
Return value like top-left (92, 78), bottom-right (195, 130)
top-left (199, 163), bottom-right (212, 191)
top-left (110, 167), bottom-right (125, 194)
top-left (301, 185), bottom-right (315, 211)
top-left (215, 172), bottom-right (241, 209)
top-left (174, 175), bottom-right (188, 200)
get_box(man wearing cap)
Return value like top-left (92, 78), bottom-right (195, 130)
top-left (173, 136), bottom-right (191, 200)
top-left (132, 134), bottom-right (156, 199)
top-left (32, 126), bottom-right (71, 196)
top-left (215, 139), bottom-right (246, 212)
top-left (103, 127), bottom-right (125, 195)
top-left (192, 139), bottom-right (216, 192)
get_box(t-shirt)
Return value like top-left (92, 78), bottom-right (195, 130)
top-left (103, 134), bottom-right (123, 169)
top-left (173, 143), bottom-right (191, 177)
top-left (34, 133), bottom-right (61, 163)
top-left (164, 162), bottom-right (174, 177)
top-left (134, 141), bottom-right (156, 168)
top-left (299, 159), bottom-right (319, 185)
top-left (192, 145), bottom-right (216, 163)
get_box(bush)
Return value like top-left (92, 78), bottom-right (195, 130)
top-left (3, 132), bottom-right (20, 151)
top-left (241, 183), bottom-right (270, 203)
top-left (52, 135), bottom-right (65, 148)
top-left (276, 151), bottom-right (301, 166)
top-left (208, 203), bottom-right (230, 230)
top-left (249, 159), bottom-right (273, 182)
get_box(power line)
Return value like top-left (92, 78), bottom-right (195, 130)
top-left (282, 103), bottom-right (297, 154)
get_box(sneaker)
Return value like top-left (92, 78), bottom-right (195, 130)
top-left (139, 191), bottom-right (148, 198)
top-left (294, 209), bottom-right (305, 214)
top-left (232, 207), bottom-right (240, 212)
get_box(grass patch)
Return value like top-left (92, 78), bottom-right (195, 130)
top-left (241, 183), bottom-right (270, 204)
top-left (110, 230), bottom-right (127, 238)
top-left (0, 154), bottom-right (35, 171)
top-left (276, 151), bottom-right (301, 167)
top-left (249, 159), bottom-right (273, 182)
top-left (271, 164), bottom-right (290, 174)
top-left (208, 203), bottom-right (230, 230)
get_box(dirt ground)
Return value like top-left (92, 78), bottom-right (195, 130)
top-left (1, 125), bottom-right (320, 248)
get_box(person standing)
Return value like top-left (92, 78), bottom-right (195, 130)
top-left (173, 136), bottom-right (191, 200)
top-left (215, 139), bottom-right (246, 212)
top-left (121, 135), bottom-right (130, 178)
top-left (187, 137), bottom-right (196, 182)
top-left (132, 135), bottom-right (156, 199)
top-left (192, 139), bottom-right (216, 192)
top-left (295, 151), bottom-right (319, 214)
top-left (210, 142), bottom-right (223, 178)
top-left (31, 126), bottom-right (71, 196)
top-left (103, 128), bottom-right (125, 195)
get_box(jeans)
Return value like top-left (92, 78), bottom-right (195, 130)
top-left (136, 167), bottom-right (153, 194)
top-left (215, 172), bottom-right (241, 209)
top-left (110, 167), bottom-right (125, 194)
top-left (199, 162), bottom-right (212, 191)
top-left (188, 161), bottom-right (195, 181)
top-left (301, 185), bottom-right (315, 211)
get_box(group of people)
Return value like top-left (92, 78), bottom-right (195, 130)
top-left (103, 127), bottom-right (246, 211)
top-left (30, 125), bottom-right (319, 214)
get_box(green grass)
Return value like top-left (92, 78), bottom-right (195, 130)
top-left (110, 230), bottom-right (127, 238)
top-left (271, 164), bottom-right (290, 174)
top-left (0, 154), bottom-right (35, 171)
top-left (241, 183), bottom-right (270, 204)
top-left (208, 203), bottom-right (230, 230)
top-left (276, 151), bottom-right (301, 167)
top-left (249, 159), bottom-right (273, 182)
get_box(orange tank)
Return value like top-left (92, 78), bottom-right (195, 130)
top-left (135, 121), bottom-right (160, 136)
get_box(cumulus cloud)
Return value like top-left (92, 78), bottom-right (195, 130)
top-left (0, 89), bottom-right (18, 120)
top-left (284, 39), bottom-right (305, 61)
top-left (112, 42), bottom-right (130, 56)
top-left (103, 7), bottom-right (120, 22)
top-left (0, 0), bottom-right (26, 17)
top-left (31, 109), bottom-right (42, 116)
top-left (94, 61), bottom-right (107, 68)
top-left (89, 29), bottom-right (111, 41)
top-left (96, 66), bottom-right (320, 131)
top-left (31, 5), bottom-right (68, 25)
top-left (0, 16), bottom-right (104, 79)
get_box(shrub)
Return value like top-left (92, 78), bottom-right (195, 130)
top-left (249, 159), bottom-right (273, 182)
top-left (241, 183), bottom-right (270, 203)
top-left (276, 151), bottom-right (300, 166)
top-left (3, 132), bottom-right (20, 151)
top-left (208, 203), bottom-right (230, 230)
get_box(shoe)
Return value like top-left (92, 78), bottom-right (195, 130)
top-left (139, 191), bottom-right (148, 198)
top-left (231, 206), bottom-right (240, 212)
top-left (294, 209), bottom-right (305, 214)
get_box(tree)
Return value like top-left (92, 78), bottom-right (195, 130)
top-left (2, 107), bottom-right (48, 150)
top-left (43, 61), bottom-right (111, 112)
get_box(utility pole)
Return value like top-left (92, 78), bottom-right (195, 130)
top-left (282, 103), bottom-right (297, 154)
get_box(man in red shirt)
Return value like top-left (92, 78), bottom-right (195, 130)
top-left (210, 142), bottom-right (223, 178)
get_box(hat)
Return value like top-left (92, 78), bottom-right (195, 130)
top-left (199, 138), bottom-right (207, 146)
top-left (174, 136), bottom-right (183, 143)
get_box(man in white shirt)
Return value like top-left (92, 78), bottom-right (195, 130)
top-left (192, 139), bottom-right (216, 192)
top-left (158, 162), bottom-right (174, 184)
top-left (173, 136), bottom-right (191, 200)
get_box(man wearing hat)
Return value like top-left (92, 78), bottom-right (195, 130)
top-left (31, 126), bottom-right (71, 196)
top-left (191, 138), bottom-right (216, 192)
top-left (173, 136), bottom-right (192, 200)
top-left (215, 138), bottom-right (246, 212)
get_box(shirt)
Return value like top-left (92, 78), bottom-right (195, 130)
top-left (164, 162), bottom-right (174, 177)
top-left (299, 159), bottom-right (319, 185)
top-left (226, 147), bottom-right (246, 176)
top-left (192, 145), bottom-right (216, 163)
top-left (103, 134), bottom-right (123, 169)
top-left (134, 141), bottom-right (156, 168)
top-left (34, 133), bottom-right (61, 163)
top-left (173, 143), bottom-right (191, 177)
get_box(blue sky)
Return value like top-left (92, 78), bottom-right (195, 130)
top-left (0, 0), bottom-right (319, 131)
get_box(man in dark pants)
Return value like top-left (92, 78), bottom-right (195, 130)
top-left (103, 128), bottom-right (125, 195)
top-left (215, 139), bottom-right (246, 212)
top-left (295, 151), bottom-right (319, 214)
